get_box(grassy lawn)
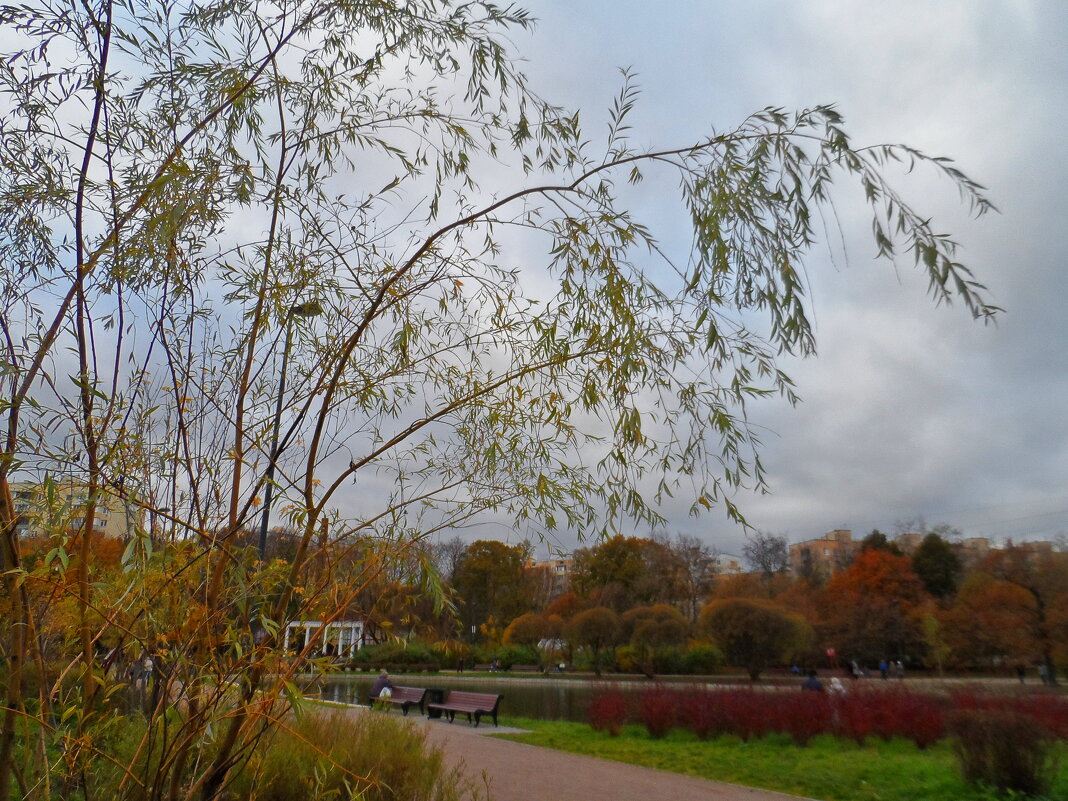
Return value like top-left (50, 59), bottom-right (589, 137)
top-left (496, 719), bottom-right (1068, 801)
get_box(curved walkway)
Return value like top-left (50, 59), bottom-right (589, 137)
top-left (415, 714), bottom-right (817, 801)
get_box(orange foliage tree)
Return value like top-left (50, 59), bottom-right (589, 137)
top-left (941, 572), bottom-right (1039, 668)
top-left (981, 546), bottom-right (1068, 681)
top-left (819, 549), bottom-right (930, 664)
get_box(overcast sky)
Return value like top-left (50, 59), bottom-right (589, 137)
top-left (494, 0), bottom-right (1068, 557)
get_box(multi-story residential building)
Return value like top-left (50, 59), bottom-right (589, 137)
top-left (894, 531), bottom-right (924, 554)
top-left (527, 556), bottom-right (573, 600)
top-left (10, 477), bottom-right (141, 540)
top-left (712, 552), bottom-right (745, 574)
top-left (789, 529), bottom-right (856, 578)
top-left (955, 536), bottom-right (991, 568)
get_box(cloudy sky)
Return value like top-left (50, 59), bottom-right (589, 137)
top-left (500, 0), bottom-right (1068, 556)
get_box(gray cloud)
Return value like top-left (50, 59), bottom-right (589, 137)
top-left (508, 1), bottom-right (1068, 555)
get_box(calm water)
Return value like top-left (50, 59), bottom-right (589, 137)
top-left (310, 674), bottom-right (716, 722)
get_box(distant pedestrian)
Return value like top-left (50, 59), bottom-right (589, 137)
top-left (802, 670), bottom-right (825, 692)
top-left (894, 660), bottom-right (905, 679)
top-left (879, 659), bottom-right (888, 679)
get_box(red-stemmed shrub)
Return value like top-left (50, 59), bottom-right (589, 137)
top-left (680, 690), bottom-right (726, 740)
top-left (637, 686), bottom-right (680, 739)
top-left (893, 690), bottom-right (945, 749)
top-left (719, 689), bottom-right (771, 742)
top-left (1015, 692), bottom-right (1068, 740)
top-left (776, 689), bottom-right (831, 746)
top-left (949, 707), bottom-right (1060, 796)
top-left (665, 683), bottom-right (1068, 751)
top-left (836, 692), bottom-right (876, 745)
top-left (587, 686), bottom-right (630, 737)
top-left (948, 687), bottom-right (1068, 743)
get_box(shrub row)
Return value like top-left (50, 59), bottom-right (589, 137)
top-left (587, 685), bottom-right (1068, 750)
top-left (340, 640), bottom-right (725, 675)
top-left (344, 662), bottom-right (439, 673)
top-left (344, 641), bottom-right (441, 672)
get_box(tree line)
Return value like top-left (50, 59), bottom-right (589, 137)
top-left (411, 529), bottom-right (1068, 679)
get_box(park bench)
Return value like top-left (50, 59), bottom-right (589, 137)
top-left (371, 685), bottom-right (428, 716)
top-left (510, 664), bottom-right (541, 673)
top-left (472, 663), bottom-right (493, 671)
top-left (426, 690), bottom-right (503, 727)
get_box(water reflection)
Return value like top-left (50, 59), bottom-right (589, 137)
top-left (312, 674), bottom-right (712, 722)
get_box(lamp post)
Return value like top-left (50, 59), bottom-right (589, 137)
top-left (258, 300), bottom-right (322, 560)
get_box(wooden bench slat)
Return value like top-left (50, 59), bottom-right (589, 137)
top-left (372, 685), bottom-right (428, 716)
top-left (426, 690), bottom-right (502, 727)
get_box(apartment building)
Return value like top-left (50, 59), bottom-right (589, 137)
top-left (10, 478), bottom-right (140, 540)
top-left (712, 552), bottom-right (746, 574)
top-left (527, 556), bottom-right (573, 600)
top-left (788, 528), bottom-right (856, 578)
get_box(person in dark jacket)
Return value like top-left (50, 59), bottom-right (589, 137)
top-left (801, 669), bottom-right (825, 692)
top-left (369, 669), bottom-right (393, 706)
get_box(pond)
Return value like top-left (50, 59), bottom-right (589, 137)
top-left (310, 673), bottom-right (719, 722)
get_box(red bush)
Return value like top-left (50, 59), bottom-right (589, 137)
top-left (948, 688), bottom-right (1068, 742)
top-left (1015, 692), bottom-right (1068, 740)
top-left (836, 692), bottom-right (876, 745)
top-left (637, 686), bottom-right (680, 738)
top-left (894, 690), bottom-right (945, 749)
top-left (949, 707), bottom-right (1059, 796)
top-left (587, 686), bottom-right (629, 737)
top-left (672, 684), bottom-right (1068, 750)
top-left (830, 687), bottom-right (945, 747)
top-left (719, 689), bottom-right (772, 742)
top-left (680, 690), bottom-right (726, 740)
top-left (776, 690), bottom-right (830, 746)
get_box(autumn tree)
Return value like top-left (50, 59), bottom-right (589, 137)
top-left (982, 546), bottom-right (1068, 682)
top-left (546, 591), bottom-right (586, 621)
top-left (820, 549), bottom-right (929, 664)
top-left (566, 607), bottom-right (622, 676)
top-left (0, 0), bottom-right (997, 794)
top-left (571, 535), bottom-right (648, 610)
top-left (570, 535), bottom-right (687, 611)
top-left (621, 603), bottom-right (690, 676)
top-left (430, 536), bottom-right (470, 585)
top-left (911, 531), bottom-right (962, 599)
top-left (503, 611), bottom-right (559, 668)
top-left (668, 534), bottom-right (719, 622)
top-left (451, 540), bottom-right (534, 639)
top-left (941, 572), bottom-right (1040, 668)
top-left (860, 529), bottom-right (903, 556)
top-left (699, 598), bottom-right (809, 680)
top-left (743, 531), bottom-right (791, 580)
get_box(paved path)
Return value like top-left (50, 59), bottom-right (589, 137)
top-left (415, 716), bottom-right (818, 801)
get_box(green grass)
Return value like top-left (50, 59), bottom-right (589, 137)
top-left (496, 719), bottom-right (1068, 801)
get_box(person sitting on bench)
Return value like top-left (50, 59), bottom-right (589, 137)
top-left (369, 670), bottom-right (393, 706)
